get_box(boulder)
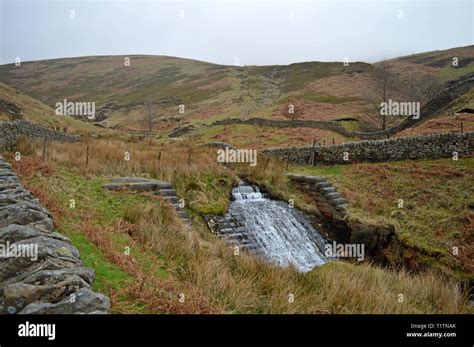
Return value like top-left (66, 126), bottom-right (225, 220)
top-left (19, 288), bottom-right (110, 314)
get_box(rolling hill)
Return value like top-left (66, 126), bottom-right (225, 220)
top-left (0, 45), bottom-right (472, 146)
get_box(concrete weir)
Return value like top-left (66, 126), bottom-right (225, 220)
top-left (212, 182), bottom-right (328, 272)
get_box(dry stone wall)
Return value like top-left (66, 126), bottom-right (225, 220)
top-left (264, 132), bottom-right (474, 165)
top-left (0, 156), bottom-right (109, 314)
top-left (0, 120), bottom-right (80, 149)
top-left (211, 117), bottom-right (352, 137)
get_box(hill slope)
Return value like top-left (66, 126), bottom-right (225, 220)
top-left (0, 82), bottom-right (100, 134)
top-left (0, 46), bottom-right (472, 143)
top-left (0, 55), bottom-right (372, 130)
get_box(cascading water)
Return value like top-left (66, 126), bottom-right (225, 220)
top-left (216, 182), bottom-right (328, 272)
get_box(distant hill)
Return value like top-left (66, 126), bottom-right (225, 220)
top-left (380, 45), bottom-right (474, 83)
top-left (0, 46), bottom-right (472, 138)
top-left (0, 55), bottom-right (372, 131)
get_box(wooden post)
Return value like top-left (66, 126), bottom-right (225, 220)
top-left (158, 152), bottom-right (162, 162)
top-left (263, 158), bottom-right (270, 172)
top-left (42, 138), bottom-right (47, 161)
top-left (85, 145), bottom-right (89, 167)
top-left (309, 139), bottom-right (316, 165)
top-left (323, 139), bottom-right (326, 146)
top-left (187, 153), bottom-right (192, 166)
top-left (461, 122), bottom-right (464, 133)
top-left (332, 138), bottom-right (335, 145)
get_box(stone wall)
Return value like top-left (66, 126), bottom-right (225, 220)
top-left (211, 117), bottom-right (352, 137)
top-left (264, 131), bottom-right (474, 165)
top-left (0, 156), bottom-right (110, 314)
top-left (0, 120), bottom-right (80, 149)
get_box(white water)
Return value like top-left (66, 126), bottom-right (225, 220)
top-left (222, 183), bottom-right (328, 272)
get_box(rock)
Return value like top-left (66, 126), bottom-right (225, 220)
top-left (0, 204), bottom-right (53, 229)
top-left (168, 124), bottom-right (195, 138)
top-left (200, 141), bottom-right (238, 151)
top-left (3, 275), bottom-right (90, 311)
top-left (0, 236), bottom-right (83, 282)
top-left (19, 288), bottom-right (110, 314)
top-left (0, 224), bottom-right (68, 243)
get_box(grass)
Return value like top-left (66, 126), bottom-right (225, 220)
top-left (437, 63), bottom-right (474, 82)
top-left (197, 124), bottom-right (348, 150)
top-left (286, 157), bottom-right (474, 281)
top-left (299, 91), bottom-right (362, 104)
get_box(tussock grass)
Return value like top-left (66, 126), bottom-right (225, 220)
top-left (123, 203), bottom-right (472, 313)
top-left (21, 137), bottom-right (237, 215)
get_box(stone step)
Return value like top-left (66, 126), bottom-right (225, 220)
top-left (335, 204), bottom-right (348, 211)
top-left (321, 187), bottom-right (336, 194)
top-left (181, 218), bottom-right (192, 226)
top-left (332, 197), bottom-right (348, 205)
top-left (110, 177), bottom-right (173, 189)
top-left (0, 183), bottom-right (20, 191)
top-left (0, 163), bottom-right (12, 169)
top-left (326, 192), bottom-right (342, 199)
top-left (176, 210), bottom-right (188, 219)
top-left (219, 227), bottom-right (234, 234)
top-left (218, 224), bottom-right (245, 231)
top-left (172, 204), bottom-right (186, 211)
top-left (223, 232), bottom-right (249, 241)
top-left (157, 189), bottom-right (177, 197)
top-left (241, 244), bottom-right (260, 251)
top-left (317, 181), bottom-right (332, 189)
top-left (163, 196), bottom-right (180, 204)
top-left (287, 174), bottom-right (326, 184)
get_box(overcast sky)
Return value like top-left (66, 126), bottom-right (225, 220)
top-left (1, 0), bottom-right (472, 66)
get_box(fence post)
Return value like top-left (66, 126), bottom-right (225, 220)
top-left (42, 138), bottom-right (47, 161)
top-left (461, 122), bottom-right (464, 133)
top-left (309, 139), bottom-right (317, 165)
top-left (86, 145), bottom-right (89, 167)
top-left (263, 158), bottom-right (270, 172)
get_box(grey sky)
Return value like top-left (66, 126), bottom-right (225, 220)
top-left (1, 0), bottom-right (472, 66)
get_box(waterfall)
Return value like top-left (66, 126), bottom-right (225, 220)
top-left (218, 182), bottom-right (328, 272)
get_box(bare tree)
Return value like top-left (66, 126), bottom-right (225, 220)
top-left (404, 74), bottom-right (443, 105)
top-left (364, 63), bottom-right (402, 131)
top-left (142, 101), bottom-right (157, 135)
